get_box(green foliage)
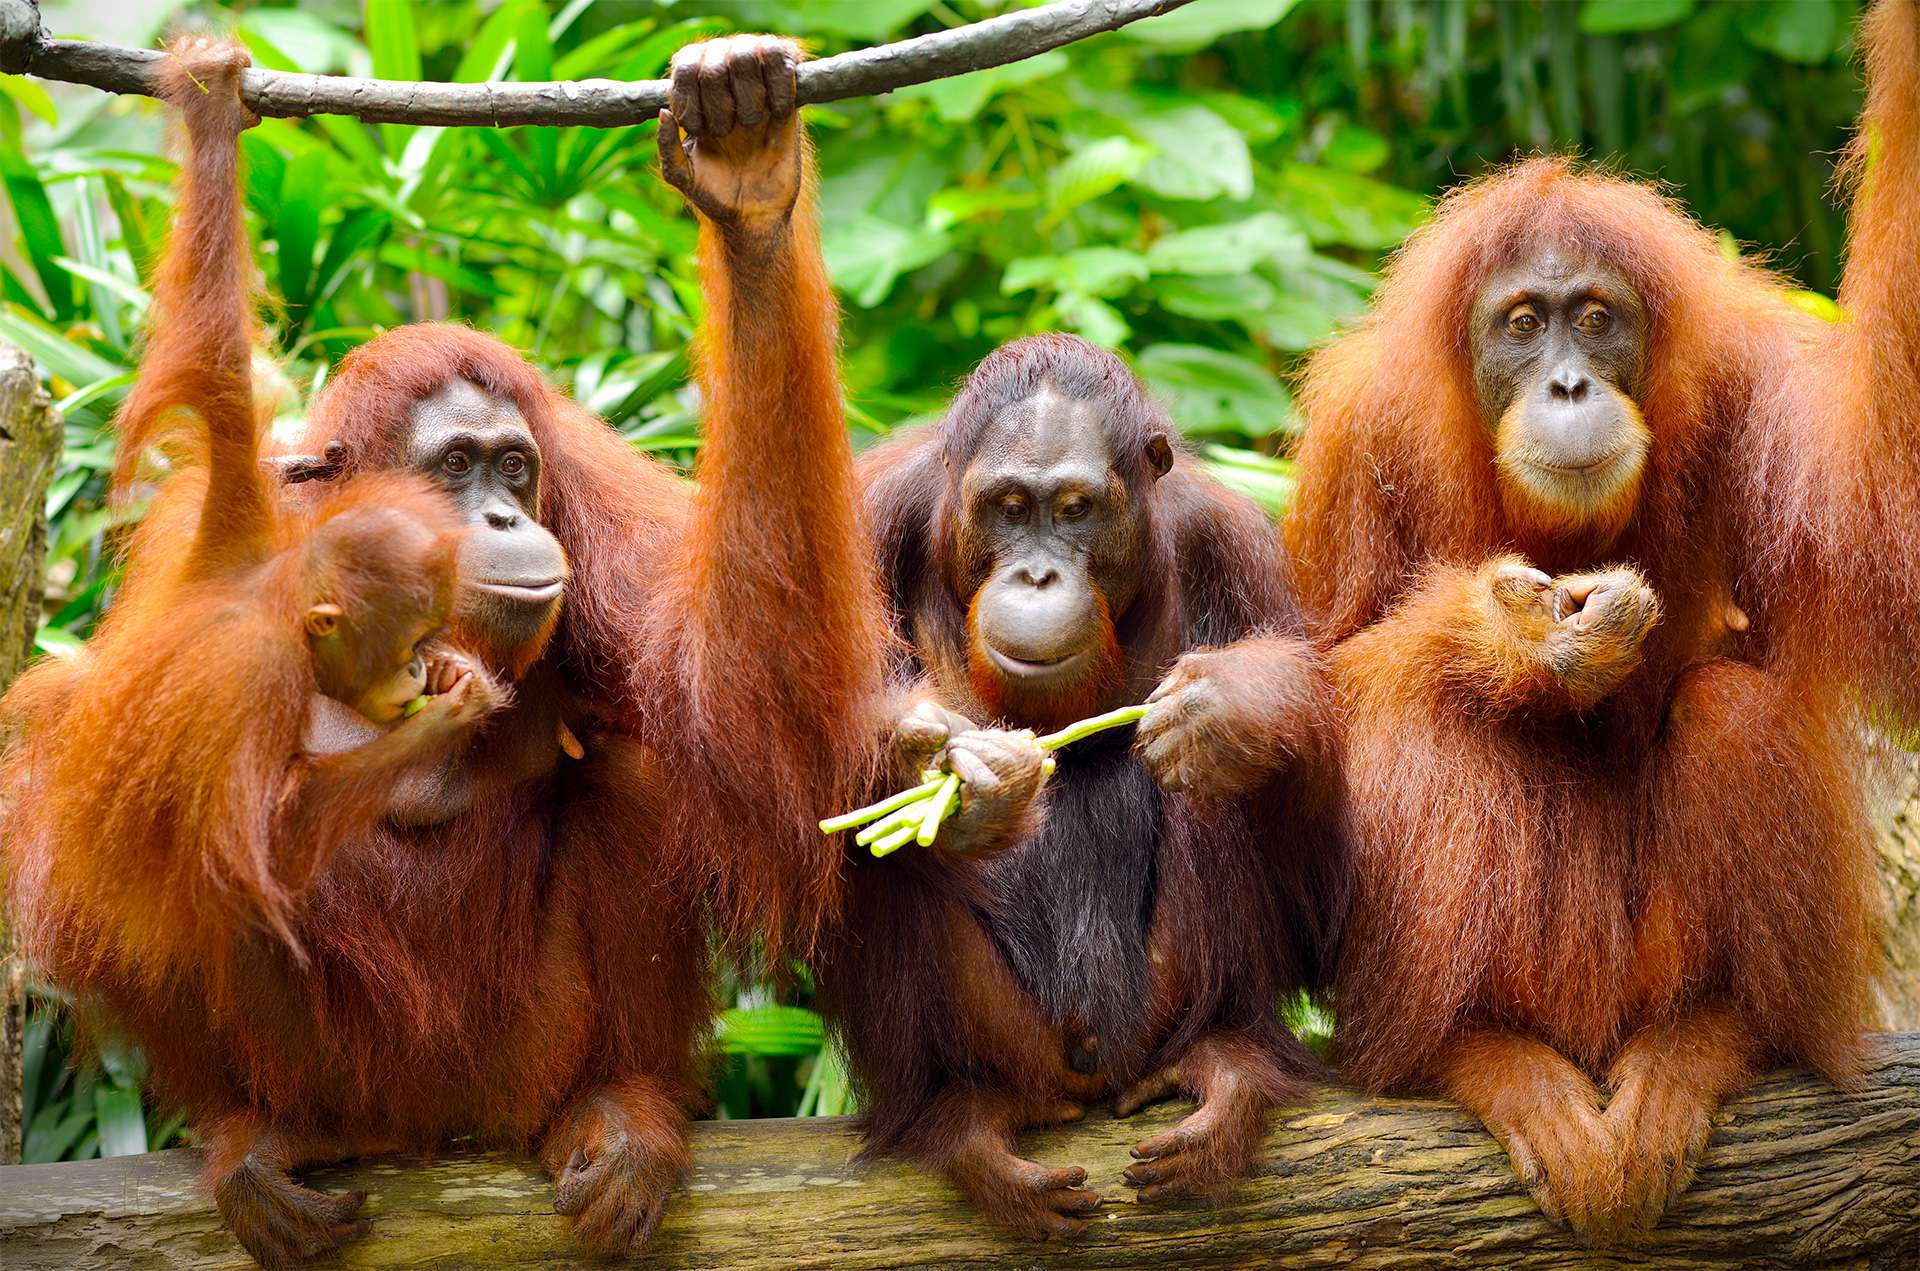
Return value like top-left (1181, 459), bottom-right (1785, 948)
top-left (22, 987), bottom-right (187, 1163)
top-left (0, 0), bottom-right (1860, 1149)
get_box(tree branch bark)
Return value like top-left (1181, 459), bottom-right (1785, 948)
top-left (0, 0), bottom-right (1193, 127)
top-left (0, 340), bottom-right (60, 1166)
top-left (1, 1035), bottom-right (1915, 1268)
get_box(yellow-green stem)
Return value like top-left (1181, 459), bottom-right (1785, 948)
top-left (915, 772), bottom-right (962, 847)
top-left (870, 820), bottom-right (920, 858)
top-left (1037, 703), bottom-right (1149, 751)
top-left (820, 777), bottom-right (943, 835)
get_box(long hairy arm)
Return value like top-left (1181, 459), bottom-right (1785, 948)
top-left (111, 39), bottom-right (274, 582)
top-left (652, 36), bottom-right (892, 957)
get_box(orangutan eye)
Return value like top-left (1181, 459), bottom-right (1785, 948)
top-left (999, 496), bottom-right (1029, 523)
top-left (500, 451), bottom-right (527, 478)
top-left (1057, 495), bottom-right (1091, 521)
top-left (1507, 306), bottom-right (1542, 337)
top-left (1575, 304), bottom-right (1612, 334)
top-left (443, 450), bottom-right (471, 475)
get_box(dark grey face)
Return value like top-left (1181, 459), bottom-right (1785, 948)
top-left (406, 379), bottom-right (568, 648)
top-left (1470, 248), bottom-right (1652, 529)
top-left (958, 390), bottom-right (1149, 693)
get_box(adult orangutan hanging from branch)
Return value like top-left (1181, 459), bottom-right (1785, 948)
top-left (0, 30), bottom-right (889, 1268)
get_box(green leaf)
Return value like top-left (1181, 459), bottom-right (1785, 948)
top-left (1257, 254), bottom-right (1376, 350)
top-left (24, 1104), bottom-right (92, 1164)
top-left (0, 75), bottom-right (57, 125)
top-left (242, 23), bottom-right (386, 175)
top-left (1147, 213), bottom-right (1309, 276)
top-left (1319, 124), bottom-right (1389, 175)
top-left (1137, 344), bottom-right (1293, 436)
top-left (93, 1085), bottom-right (146, 1158)
top-left (1201, 444), bottom-right (1297, 516)
top-left (0, 148), bottom-right (74, 320)
top-left (1002, 247), bottom-right (1149, 299)
top-left (1670, 5), bottom-right (1760, 114)
top-left (1152, 272), bottom-right (1277, 321)
top-left (718, 1005), bottom-right (825, 1057)
top-left (52, 257), bottom-right (148, 315)
top-left (926, 185), bottom-right (1042, 232)
top-left (1131, 103), bottom-right (1252, 201)
top-left (0, 309), bottom-right (126, 389)
top-left (242, 10), bottom-right (364, 74)
top-left (33, 625), bottom-right (86, 659)
top-left (898, 50), bottom-right (1069, 123)
top-left (1787, 289), bottom-right (1843, 322)
top-left (1273, 163), bottom-right (1429, 250)
top-left (1056, 293), bottom-right (1130, 348)
top-left (1043, 137), bottom-right (1154, 219)
top-left (1735, 0), bottom-right (1843, 63)
top-left (1124, 0), bottom-right (1302, 48)
top-left (1577, 0), bottom-right (1696, 35)
top-left (822, 214), bottom-right (951, 307)
top-left (731, 0), bottom-right (936, 40)
top-left (272, 151), bottom-right (330, 314)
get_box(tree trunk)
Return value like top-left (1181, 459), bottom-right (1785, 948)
top-left (0, 339), bottom-right (58, 1167)
top-left (1874, 744), bottom-right (1920, 1029)
top-left (0, 1036), bottom-right (1915, 1269)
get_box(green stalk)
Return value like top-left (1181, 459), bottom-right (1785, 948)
top-left (870, 820), bottom-right (921, 858)
top-left (854, 796), bottom-right (937, 847)
top-left (403, 695), bottom-right (428, 718)
top-left (915, 772), bottom-right (963, 847)
top-left (1036, 704), bottom-right (1149, 751)
top-left (820, 777), bottom-right (943, 835)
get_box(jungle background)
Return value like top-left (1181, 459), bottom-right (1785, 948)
top-left (0, 0), bottom-right (1870, 1161)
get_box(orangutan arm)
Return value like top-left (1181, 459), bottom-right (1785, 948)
top-left (1753, 0), bottom-right (1920, 705)
top-left (112, 40), bottom-right (273, 579)
top-left (659, 37), bottom-right (888, 746)
top-left (1334, 555), bottom-right (1661, 718)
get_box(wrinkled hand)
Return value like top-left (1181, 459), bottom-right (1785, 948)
top-left (408, 647), bottom-right (506, 738)
top-left (1593, 1053), bottom-right (1718, 1243)
top-left (1488, 562), bottom-right (1660, 709)
top-left (890, 700), bottom-right (1046, 858)
top-left (1480, 1076), bottom-right (1621, 1241)
top-left (1137, 645), bottom-right (1295, 799)
top-left (657, 34), bottom-right (804, 235)
top-left (164, 37), bottom-right (260, 136)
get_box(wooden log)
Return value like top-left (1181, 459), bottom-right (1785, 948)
top-left (1875, 750), bottom-right (1920, 1029)
top-left (0, 339), bottom-right (60, 1166)
top-left (1, 1034), bottom-right (1915, 1269)
top-left (0, 0), bottom-right (1194, 127)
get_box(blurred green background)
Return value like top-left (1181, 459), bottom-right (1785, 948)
top-left (1, 0), bottom-right (1867, 1160)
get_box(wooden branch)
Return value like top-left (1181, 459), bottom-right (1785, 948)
top-left (0, 339), bottom-right (60, 1167)
top-left (2, 1034), bottom-right (1915, 1269)
top-left (0, 0), bottom-right (1194, 127)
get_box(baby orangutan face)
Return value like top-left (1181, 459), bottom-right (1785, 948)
top-left (305, 603), bottom-right (438, 725)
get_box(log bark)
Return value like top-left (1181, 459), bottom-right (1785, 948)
top-left (0, 0), bottom-right (1193, 127)
top-left (0, 339), bottom-right (58, 1167)
top-left (1875, 752), bottom-right (1920, 1029)
top-left (0, 1034), bottom-right (1914, 1269)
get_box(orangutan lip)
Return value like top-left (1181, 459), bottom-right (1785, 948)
top-left (1532, 449), bottom-right (1627, 477)
top-left (473, 579), bottom-right (565, 603)
top-left (986, 646), bottom-right (1088, 679)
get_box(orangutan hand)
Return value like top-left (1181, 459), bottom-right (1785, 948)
top-left (658, 35), bottom-right (804, 236)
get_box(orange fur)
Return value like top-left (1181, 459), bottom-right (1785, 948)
top-left (1285, 0), bottom-right (1914, 1240)
top-left (3, 33), bottom-right (888, 1265)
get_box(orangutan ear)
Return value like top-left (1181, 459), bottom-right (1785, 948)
top-left (1146, 433), bottom-right (1174, 480)
top-left (304, 603), bottom-right (343, 639)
